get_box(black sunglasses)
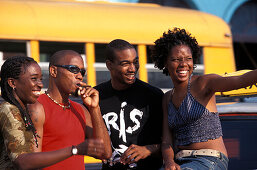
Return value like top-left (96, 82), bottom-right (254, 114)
top-left (54, 65), bottom-right (86, 77)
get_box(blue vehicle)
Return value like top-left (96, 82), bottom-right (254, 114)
top-left (217, 96), bottom-right (257, 170)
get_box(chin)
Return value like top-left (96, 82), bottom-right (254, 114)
top-left (126, 79), bottom-right (135, 85)
top-left (71, 90), bottom-right (79, 97)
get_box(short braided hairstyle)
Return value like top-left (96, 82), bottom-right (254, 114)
top-left (151, 27), bottom-right (201, 75)
top-left (0, 56), bottom-right (40, 147)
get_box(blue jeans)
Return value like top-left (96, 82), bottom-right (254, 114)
top-left (175, 152), bottom-right (229, 170)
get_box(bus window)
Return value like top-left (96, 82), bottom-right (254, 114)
top-left (95, 43), bottom-right (106, 63)
top-left (193, 47), bottom-right (204, 75)
top-left (145, 45), bottom-right (171, 89)
top-left (95, 43), bottom-right (109, 85)
top-left (0, 40), bottom-right (26, 61)
top-left (39, 41), bottom-right (85, 62)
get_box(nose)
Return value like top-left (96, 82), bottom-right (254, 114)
top-left (76, 72), bottom-right (83, 81)
top-left (178, 58), bottom-right (187, 66)
top-left (128, 63), bottom-right (137, 72)
top-left (37, 80), bottom-right (43, 89)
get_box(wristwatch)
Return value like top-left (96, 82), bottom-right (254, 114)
top-left (71, 145), bottom-right (78, 155)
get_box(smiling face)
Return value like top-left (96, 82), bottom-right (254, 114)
top-left (107, 48), bottom-right (139, 90)
top-left (166, 44), bottom-right (194, 84)
top-left (14, 62), bottom-right (43, 106)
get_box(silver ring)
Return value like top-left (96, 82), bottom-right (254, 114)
top-left (94, 148), bottom-right (96, 152)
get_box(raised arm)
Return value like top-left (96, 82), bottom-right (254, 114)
top-left (202, 69), bottom-right (257, 93)
top-left (161, 91), bottom-right (180, 170)
top-left (79, 85), bottom-right (112, 159)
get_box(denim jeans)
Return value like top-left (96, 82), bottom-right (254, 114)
top-left (175, 152), bottom-right (229, 170)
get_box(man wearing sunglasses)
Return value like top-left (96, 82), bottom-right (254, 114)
top-left (28, 50), bottom-right (111, 170)
top-left (94, 39), bottom-right (163, 170)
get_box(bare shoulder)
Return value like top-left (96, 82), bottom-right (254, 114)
top-left (191, 74), bottom-right (224, 97)
top-left (28, 100), bottom-right (44, 110)
top-left (192, 74), bottom-right (221, 82)
top-left (28, 101), bottom-right (45, 124)
top-left (192, 74), bottom-right (222, 87)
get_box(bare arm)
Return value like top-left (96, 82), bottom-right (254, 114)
top-left (28, 101), bottom-right (44, 152)
top-left (19, 100), bottom-right (105, 170)
top-left (161, 91), bottom-right (180, 170)
top-left (80, 85), bottom-right (112, 159)
top-left (0, 101), bottom-right (72, 170)
top-left (14, 147), bottom-right (73, 170)
top-left (201, 69), bottom-right (257, 93)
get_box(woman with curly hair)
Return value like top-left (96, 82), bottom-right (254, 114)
top-left (151, 28), bottom-right (257, 170)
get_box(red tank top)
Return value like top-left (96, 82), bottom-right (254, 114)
top-left (38, 94), bottom-right (86, 170)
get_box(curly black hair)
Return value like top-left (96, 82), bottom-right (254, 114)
top-left (0, 56), bottom-right (40, 147)
top-left (151, 27), bottom-right (201, 75)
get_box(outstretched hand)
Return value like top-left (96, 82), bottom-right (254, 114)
top-left (120, 144), bottom-right (151, 165)
top-left (78, 82), bottom-right (99, 108)
top-left (76, 139), bottom-right (105, 159)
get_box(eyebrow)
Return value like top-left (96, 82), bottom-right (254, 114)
top-left (30, 73), bottom-right (42, 76)
top-left (119, 60), bottom-right (130, 64)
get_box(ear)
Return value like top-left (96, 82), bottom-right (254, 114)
top-left (7, 78), bottom-right (16, 89)
top-left (49, 65), bottom-right (57, 78)
top-left (106, 60), bottom-right (112, 71)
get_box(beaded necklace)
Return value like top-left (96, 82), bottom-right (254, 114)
top-left (45, 92), bottom-right (71, 110)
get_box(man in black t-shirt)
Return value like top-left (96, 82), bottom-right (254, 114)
top-left (94, 39), bottom-right (163, 170)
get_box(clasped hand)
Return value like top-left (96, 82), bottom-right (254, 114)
top-left (120, 144), bottom-right (151, 165)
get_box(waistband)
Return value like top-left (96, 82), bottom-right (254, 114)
top-left (175, 149), bottom-right (222, 159)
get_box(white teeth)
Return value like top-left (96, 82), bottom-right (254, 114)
top-left (33, 91), bottom-right (41, 95)
top-left (127, 75), bottom-right (134, 78)
top-left (178, 71), bottom-right (187, 74)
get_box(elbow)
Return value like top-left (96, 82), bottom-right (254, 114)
top-left (14, 159), bottom-right (30, 170)
top-left (14, 154), bottom-right (37, 170)
top-left (106, 150), bottom-right (112, 159)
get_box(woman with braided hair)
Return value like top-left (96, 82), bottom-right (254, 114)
top-left (0, 56), bottom-right (43, 169)
top-left (0, 56), bottom-right (105, 169)
top-left (151, 28), bottom-right (257, 170)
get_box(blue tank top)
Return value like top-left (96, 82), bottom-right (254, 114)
top-left (168, 76), bottom-right (223, 146)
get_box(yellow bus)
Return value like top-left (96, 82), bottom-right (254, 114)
top-left (0, 0), bottom-right (235, 85)
top-left (0, 0), bottom-right (255, 167)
